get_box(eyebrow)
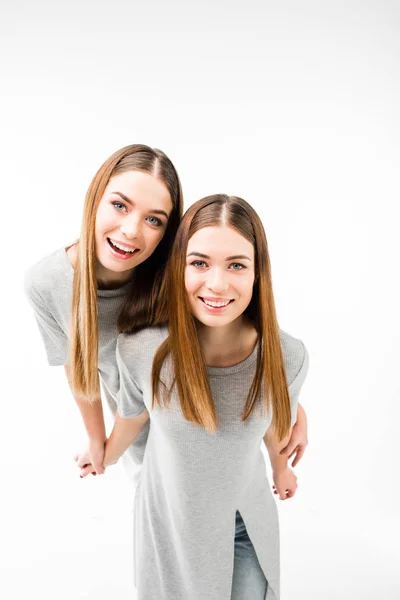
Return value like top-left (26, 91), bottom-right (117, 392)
top-left (111, 191), bottom-right (169, 219)
top-left (187, 252), bottom-right (252, 261)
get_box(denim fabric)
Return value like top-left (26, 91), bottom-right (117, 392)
top-left (231, 511), bottom-right (268, 600)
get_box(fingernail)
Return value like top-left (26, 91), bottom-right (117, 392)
top-left (80, 475), bottom-right (83, 479)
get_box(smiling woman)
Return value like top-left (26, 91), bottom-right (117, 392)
top-left (97, 194), bottom-right (309, 599)
top-left (24, 144), bottom-right (183, 481)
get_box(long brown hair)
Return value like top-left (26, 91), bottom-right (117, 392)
top-left (152, 194), bottom-right (291, 440)
top-left (69, 144), bottom-right (183, 401)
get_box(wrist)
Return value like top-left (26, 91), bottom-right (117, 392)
top-left (89, 435), bottom-right (106, 445)
top-left (273, 464), bottom-right (288, 473)
top-left (271, 457), bottom-right (288, 475)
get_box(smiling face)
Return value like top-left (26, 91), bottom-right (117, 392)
top-left (94, 170), bottom-right (173, 281)
top-left (185, 226), bottom-right (256, 328)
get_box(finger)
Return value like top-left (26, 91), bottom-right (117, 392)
top-left (287, 445), bottom-right (300, 460)
top-left (80, 464), bottom-right (94, 478)
top-left (291, 447), bottom-right (305, 468)
top-left (279, 443), bottom-right (293, 456)
top-left (76, 455), bottom-right (90, 468)
top-left (92, 460), bottom-right (105, 475)
top-left (278, 488), bottom-right (286, 501)
top-left (73, 454), bottom-right (78, 462)
top-left (281, 489), bottom-right (293, 500)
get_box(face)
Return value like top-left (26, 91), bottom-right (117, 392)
top-left (94, 170), bottom-right (173, 278)
top-left (185, 226), bottom-right (255, 328)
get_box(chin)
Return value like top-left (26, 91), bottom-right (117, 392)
top-left (196, 315), bottom-right (233, 327)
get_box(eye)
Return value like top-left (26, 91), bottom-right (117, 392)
top-left (229, 263), bottom-right (246, 270)
top-left (146, 216), bottom-right (163, 227)
top-left (191, 260), bottom-right (208, 269)
top-left (111, 201), bottom-right (127, 212)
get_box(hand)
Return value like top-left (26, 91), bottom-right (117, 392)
top-left (73, 448), bottom-right (96, 478)
top-left (279, 405), bottom-right (308, 467)
top-left (73, 438), bottom-right (106, 478)
top-left (88, 437), bottom-right (106, 474)
top-left (272, 467), bottom-right (298, 500)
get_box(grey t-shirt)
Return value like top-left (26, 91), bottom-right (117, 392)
top-left (116, 325), bottom-right (309, 600)
top-left (24, 246), bottom-right (148, 483)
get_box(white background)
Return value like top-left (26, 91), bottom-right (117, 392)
top-left (1, 0), bottom-right (399, 598)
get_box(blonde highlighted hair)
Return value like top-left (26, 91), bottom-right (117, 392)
top-left (69, 144), bottom-right (183, 401)
top-left (152, 194), bottom-right (291, 441)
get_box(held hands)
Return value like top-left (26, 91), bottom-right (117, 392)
top-left (74, 438), bottom-right (106, 478)
top-left (272, 467), bottom-right (298, 500)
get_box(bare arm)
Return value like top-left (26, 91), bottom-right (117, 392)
top-left (263, 427), bottom-right (291, 473)
top-left (103, 410), bottom-right (150, 467)
top-left (263, 426), bottom-right (298, 500)
top-left (64, 365), bottom-right (106, 474)
top-left (279, 402), bottom-right (308, 466)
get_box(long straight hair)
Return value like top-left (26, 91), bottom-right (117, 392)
top-left (152, 195), bottom-right (291, 440)
top-left (69, 144), bottom-right (183, 401)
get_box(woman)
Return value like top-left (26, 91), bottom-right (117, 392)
top-left (98, 195), bottom-right (309, 599)
top-left (26, 147), bottom-right (308, 483)
top-left (24, 144), bottom-right (183, 483)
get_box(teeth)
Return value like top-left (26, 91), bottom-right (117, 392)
top-left (109, 239), bottom-right (136, 253)
top-left (203, 299), bottom-right (231, 307)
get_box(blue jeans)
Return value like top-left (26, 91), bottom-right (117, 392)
top-left (231, 511), bottom-right (268, 600)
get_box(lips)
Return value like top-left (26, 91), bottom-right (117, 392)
top-left (199, 297), bottom-right (234, 308)
top-left (107, 237), bottom-right (140, 259)
top-left (107, 237), bottom-right (139, 252)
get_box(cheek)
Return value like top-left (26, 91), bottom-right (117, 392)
top-left (143, 228), bottom-right (166, 252)
top-left (238, 275), bottom-right (255, 300)
top-left (184, 270), bottom-right (192, 294)
top-left (184, 270), bottom-right (199, 296)
top-left (95, 204), bottom-right (114, 235)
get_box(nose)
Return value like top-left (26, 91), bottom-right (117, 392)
top-left (205, 267), bottom-right (229, 293)
top-left (120, 215), bottom-right (141, 240)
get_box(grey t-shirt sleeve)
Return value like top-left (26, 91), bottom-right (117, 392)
top-left (116, 336), bottom-right (147, 418)
top-left (288, 342), bottom-right (309, 427)
top-left (24, 270), bottom-right (68, 366)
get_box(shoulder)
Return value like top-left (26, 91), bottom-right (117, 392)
top-left (279, 328), bottom-right (309, 387)
top-left (24, 247), bottom-right (73, 304)
top-left (117, 325), bottom-right (169, 367)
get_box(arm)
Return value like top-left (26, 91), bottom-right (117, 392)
top-left (264, 427), bottom-right (291, 473)
top-left (263, 426), bottom-right (298, 500)
top-left (103, 410), bottom-right (150, 467)
top-left (24, 271), bottom-right (108, 475)
top-left (278, 338), bottom-right (310, 466)
top-left (64, 365), bottom-right (107, 474)
top-left (279, 402), bottom-right (308, 466)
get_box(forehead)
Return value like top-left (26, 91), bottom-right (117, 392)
top-left (187, 226), bottom-right (254, 258)
top-left (105, 170), bottom-right (172, 211)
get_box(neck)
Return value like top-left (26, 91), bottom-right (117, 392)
top-left (95, 259), bottom-right (134, 290)
top-left (66, 242), bottom-right (133, 290)
top-left (196, 316), bottom-right (258, 368)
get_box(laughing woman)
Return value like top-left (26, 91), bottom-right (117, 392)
top-left (98, 195), bottom-right (309, 599)
top-left (24, 144), bottom-right (183, 483)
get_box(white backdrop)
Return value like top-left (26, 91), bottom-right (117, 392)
top-left (1, 1), bottom-right (399, 599)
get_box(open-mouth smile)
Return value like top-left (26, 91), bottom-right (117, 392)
top-left (198, 297), bottom-right (235, 312)
top-left (107, 237), bottom-right (140, 259)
